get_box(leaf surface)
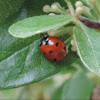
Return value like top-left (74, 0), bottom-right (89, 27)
top-left (74, 22), bottom-right (100, 74)
top-left (52, 72), bottom-right (93, 99)
top-left (9, 15), bottom-right (74, 38)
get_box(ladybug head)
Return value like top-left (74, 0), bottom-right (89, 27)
top-left (40, 35), bottom-right (49, 46)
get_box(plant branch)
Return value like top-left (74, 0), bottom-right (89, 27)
top-left (78, 15), bottom-right (100, 30)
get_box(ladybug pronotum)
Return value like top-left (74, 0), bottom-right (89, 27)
top-left (40, 36), bottom-right (67, 61)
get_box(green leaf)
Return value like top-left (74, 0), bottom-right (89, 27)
top-left (0, 38), bottom-right (78, 89)
top-left (51, 72), bottom-right (93, 100)
top-left (0, 0), bottom-right (25, 23)
top-left (0, 0), bottom-right (78, 89)
top-left (9, 15), bottom-right (74, 38)
top-left (74, 22), bottom-right (100, 74)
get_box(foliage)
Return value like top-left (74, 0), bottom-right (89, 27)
top-left (0, 0), bottom-right (100, 99)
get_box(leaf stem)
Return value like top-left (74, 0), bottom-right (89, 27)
top-left (57, 9), bottom-right (68, 15)
top-left (57, 26), bottom-right (73, 36)
top-left (64, 36), bottom-right (72, 44)
top-left (65, 0), bottom-right (75, 16)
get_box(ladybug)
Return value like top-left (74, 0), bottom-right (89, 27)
top-left (40, 36), bottom-right (67, 61)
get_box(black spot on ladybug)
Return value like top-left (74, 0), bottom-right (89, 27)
top-left (55, 42), bottom-right (59, 46)
top-left (53, 58), bottom-right (57, 61)
top-left (64, 47), bottom-right (66, 50)
top-left (40, 35), bottom-right (48, 46)
top-left (43, 53), bottom-right (46, 55)
top-left (45, 41), bottom-right (48, 45)
top-left (49, 50), bottom-right (53, 54)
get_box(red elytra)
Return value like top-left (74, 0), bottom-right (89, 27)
top-left (40, 36), bottom-right (67, 61)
